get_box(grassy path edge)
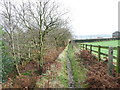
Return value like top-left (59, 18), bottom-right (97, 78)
top-left (36, 45), bottom-right (69, 88)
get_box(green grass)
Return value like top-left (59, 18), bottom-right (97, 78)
top-left (67, 44), bottom-right (87, 88)
top-left (56, 48), bottom-right (69, 88)
top-left (84, 40), bottom-right (120, 47)
top-left (81, 40), bottom-right (120, 64)
top-left (36, 46), bottom-right (69, 88)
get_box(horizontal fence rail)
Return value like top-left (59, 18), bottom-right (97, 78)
top-left (80, 44), bottom-right (120, 73)
top-left (72, 37), bottom-right (120, 43)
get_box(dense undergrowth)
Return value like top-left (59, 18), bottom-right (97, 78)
top-left (80, 50), bottom-right (120, 88)
top-left (2, 47), bottom-right (68, 88)
top-left (36, 46), bottom-right (69, 88)
top-left (67, 43), bottom-right (120, 88)
top-left (4, 42), bottom-right (120, 88)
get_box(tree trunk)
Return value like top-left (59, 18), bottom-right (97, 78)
top-left (28, 47), bottom-right (31, 58)
top-left (11, 32), bottom-right (21, 76)
top-left (12, 51), bottom-right (21, 76)
top-left (38, 31), bottom-right (44, 75)
top-left (39, 44), bottom-right (44, 74)
top-left (15, 64), bottom-right (21, 76)
top-left (54, 37), bottom-right (59, 50)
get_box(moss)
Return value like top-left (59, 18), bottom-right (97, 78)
top-left (22, 71), bottom-right (32, 76)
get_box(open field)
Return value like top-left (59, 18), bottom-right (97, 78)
top-left (80, 40), bottom-right (120, 63)
top-left (84, 40), bottom-right (120, 47)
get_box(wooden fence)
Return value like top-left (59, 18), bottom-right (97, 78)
top-left (80, 44), bottom-right (120, 73)
top-left (72, 37), bottom-right (120, 43)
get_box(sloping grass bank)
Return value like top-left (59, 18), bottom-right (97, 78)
top-left (36, 46), bottom-right (69, 88)
top-left (67, 44), bottom-right (87, 88)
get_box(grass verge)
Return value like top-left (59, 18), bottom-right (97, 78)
top-left (36, 46), bottom-right (69, 88)
top-left (67, 44), bottom-right (88, 88)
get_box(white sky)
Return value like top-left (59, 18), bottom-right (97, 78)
top-left (0, 0), bottom-right (120, 36)
top-left (57, 0), bottom-right (120, 36)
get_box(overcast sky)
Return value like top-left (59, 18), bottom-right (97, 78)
top-left (57, 0), bottom-right (120, 36)
top-left (0, 0), bottom-right (120, 36)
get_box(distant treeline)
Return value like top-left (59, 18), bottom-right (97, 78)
top-left (71, 37), bottom-right (120, 43)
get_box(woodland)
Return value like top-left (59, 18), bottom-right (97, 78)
top-left (0, 0), bottom-right (72, 88)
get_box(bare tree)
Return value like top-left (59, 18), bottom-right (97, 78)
top-left (13, 0), bottom-right (68, 74)
top-left (1, 0), bottom-right (70, 75)
top-left (46, 28), bottom-right (71, 50)
top-left (1, 0), bottom-right (21, 75)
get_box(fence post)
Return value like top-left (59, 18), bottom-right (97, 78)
top-left (108, 47), bottom-right (113, 76)
top-left (79, 44), bottom-right (81, 50)
top-left (98, 45), bottom-right (101, 61)
top-left (83, 44), bottom-right (84, 50)
top-left (90, 45), bottom-right (92, 54)
top-left (86, 44), bottom-right (87, 50)
top-left (117, 46), bottom-right (120, 73)
top-left (81, 44), bottom-right (82, 50)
